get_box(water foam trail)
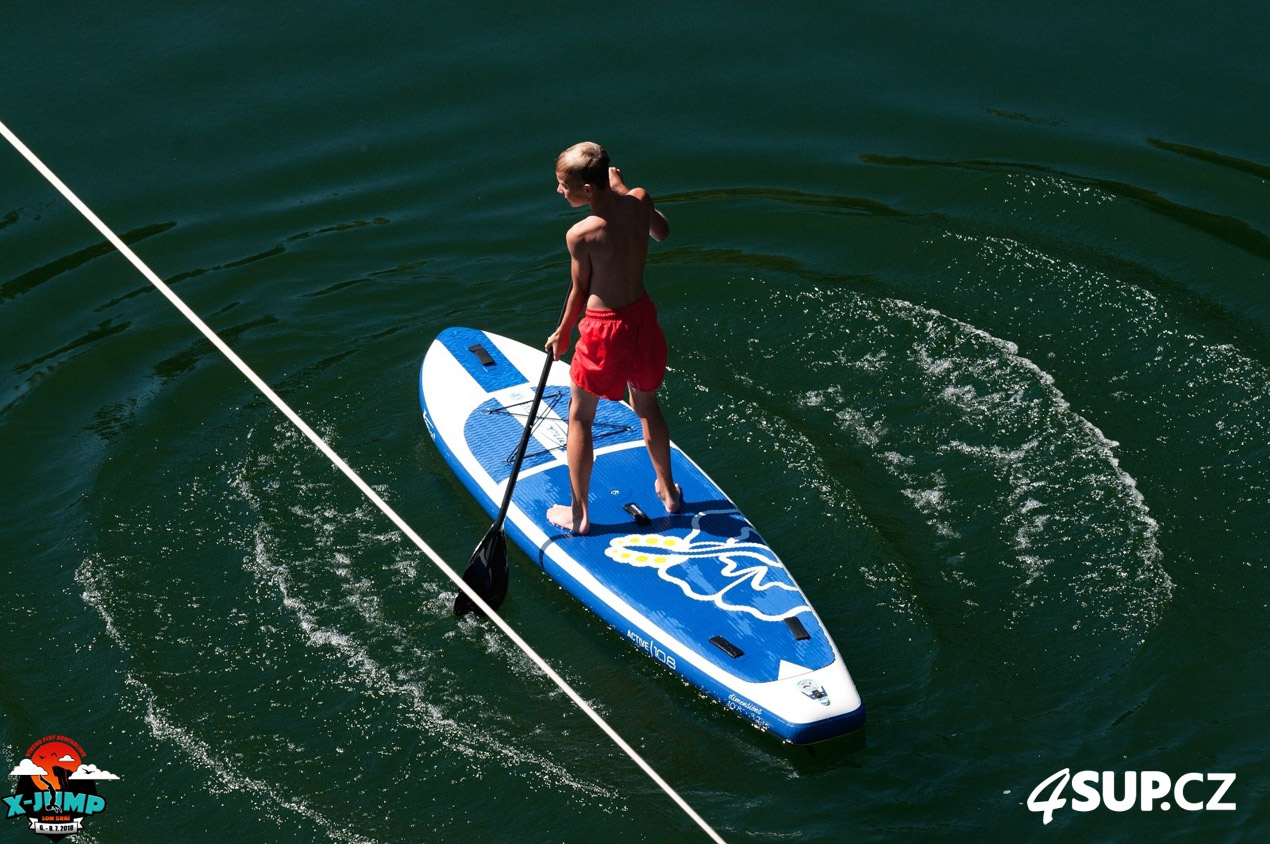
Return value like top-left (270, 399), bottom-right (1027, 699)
top-left (965, 232), bottom-right (1270, 446)
top-left (242, 531), bottom-right (615, 797)
top-left (883, 296), bottom-right (1169, 635)
top-left (945, 230), bottom-right (1270, 542)
top-left (228, 425), bottom-right (618, 799)
top-left (741, 283), bottom-right (1174, 665)
top-left (75, 555), bottom-right (378, 844)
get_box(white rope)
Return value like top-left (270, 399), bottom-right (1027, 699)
top-left (1, 118), bottom-right (728, 844)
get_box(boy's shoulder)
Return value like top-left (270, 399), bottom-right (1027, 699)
top-left (566, 214), bottom-right (605, 242)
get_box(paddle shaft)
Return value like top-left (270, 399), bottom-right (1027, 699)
top-left (493, 348), bottom-right (556, 528)
top-left (492, 285), bottom-right (572, 528)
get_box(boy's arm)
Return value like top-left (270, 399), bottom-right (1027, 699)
top-left (610, 166), bottom-right (669, 242)
top-left (546, 229), bottom-right (591, 359)
top-left (647, 197), bottom-right (670, 242)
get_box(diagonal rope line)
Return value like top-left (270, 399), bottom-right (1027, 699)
top-left (1, 118), bottom-right (728, 844)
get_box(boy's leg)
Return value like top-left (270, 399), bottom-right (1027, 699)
top-left (547, 382), bottom-right (599, 534)
top-left (628, 386), bottom-right (680, 513)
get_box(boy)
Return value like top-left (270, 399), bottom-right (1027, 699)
top-left (545, 142), bottom-right (678, 535)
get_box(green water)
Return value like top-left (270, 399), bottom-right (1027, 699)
top-left (2, 3), bottom-right (1267, 842)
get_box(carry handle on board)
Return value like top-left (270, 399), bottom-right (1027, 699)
top-left (455, 289), bottom-right (569, 617)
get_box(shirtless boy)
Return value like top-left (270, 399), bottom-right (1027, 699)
top-left (545, 142), bottom-right (678, 535)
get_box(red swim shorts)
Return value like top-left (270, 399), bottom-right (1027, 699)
top-left (570, 293), bottom-right (668, 400)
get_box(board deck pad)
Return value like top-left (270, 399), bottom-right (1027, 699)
top-left (420, 327), bottom-right (864, 743)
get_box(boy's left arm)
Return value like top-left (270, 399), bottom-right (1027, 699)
top-left (610, 167), bottom-right (670, 241)
top-left (646, 196), bottom-right (669, 242)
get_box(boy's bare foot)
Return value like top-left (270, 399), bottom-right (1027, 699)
top-left (547, 504), bottom-right (589, 535)
top-left (654, 481), bottom-right (682, 514)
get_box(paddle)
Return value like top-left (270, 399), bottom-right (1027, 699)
top-left (454, 309), bottom-right (565, 617)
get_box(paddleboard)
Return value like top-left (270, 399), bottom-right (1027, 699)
top-left (419, 326), bottom-right (865, 744)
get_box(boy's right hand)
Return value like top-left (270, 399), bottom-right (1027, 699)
top-left (546, 329), bottom-right (570, 360)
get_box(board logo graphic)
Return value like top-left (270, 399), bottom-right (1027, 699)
top-left (605, 509), bottom-right (811, 622)
top-left (5, 735), bottom-right (119, 841)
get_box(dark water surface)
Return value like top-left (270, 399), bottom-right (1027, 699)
top-left (3, 4), bottom-right (1267, 842)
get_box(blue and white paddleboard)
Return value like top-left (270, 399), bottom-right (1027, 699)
top-left (419, 327), bottom-right (864, 744)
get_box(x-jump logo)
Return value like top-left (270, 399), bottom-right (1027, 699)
top-left (5, 735), bottom-right (119, 841)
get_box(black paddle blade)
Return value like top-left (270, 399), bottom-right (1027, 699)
top-left (453, 524), bottom-right (509, 616)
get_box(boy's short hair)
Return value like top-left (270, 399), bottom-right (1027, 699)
top-left (556, 142), bottom-right (609, 189)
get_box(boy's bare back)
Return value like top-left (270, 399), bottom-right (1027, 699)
top-left (566, 170), bottom-right (667, 311)
top-left (556, 166), bottom-right (669, 311)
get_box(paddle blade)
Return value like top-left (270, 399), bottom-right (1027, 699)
top-left (453, 524), bottom-right (509, 616)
